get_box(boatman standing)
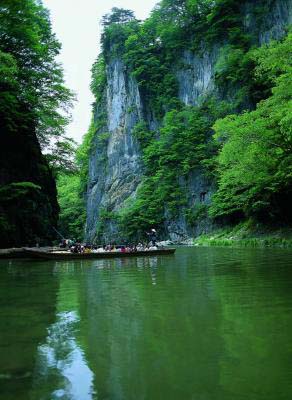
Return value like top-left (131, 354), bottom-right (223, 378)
top-left (147, 229), bottom-right (157, 246)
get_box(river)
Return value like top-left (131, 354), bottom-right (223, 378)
top-left (0, 247), bottom-right (292, 400)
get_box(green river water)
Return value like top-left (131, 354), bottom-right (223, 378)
top-left (0, 247), bottom-right (292, 400)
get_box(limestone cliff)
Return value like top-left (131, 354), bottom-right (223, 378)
top-left (86, 0), bottom-right (292, 243)
top-left (86, 59), bottom-right (143, 241)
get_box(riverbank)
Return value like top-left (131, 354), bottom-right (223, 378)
top-left (190, 223), bottom-right (292, 248)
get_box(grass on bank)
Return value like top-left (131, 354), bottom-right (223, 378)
top-left (192, 222), bottom-right (292, 248)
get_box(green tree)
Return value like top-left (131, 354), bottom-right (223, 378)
top-left (0, 0), bottom-right (74, 246)
top-left (101, 7), bottom-right (136, 27)
top-left (57, 175), bottom-right (86, 240)
top-left (0, 0), bottom-right (74, 150)
top-left (90, 55), bottom-right (107, 104)
top-left (211, 33), bottom-right (292, 222)
top-left (56, 117), bottom-right (110, 240)
top-left (46, 137), bottom-right (78, 176)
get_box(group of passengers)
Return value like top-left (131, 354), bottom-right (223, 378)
top-left (96, 243), bottom-right (158, 253)
top-left (69, 243), bottom-right (158, 254)
top-left (60, 229), bottom-right (159, 255)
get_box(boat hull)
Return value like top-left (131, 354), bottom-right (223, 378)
top-left (24, 248), bottom-right (176, 260)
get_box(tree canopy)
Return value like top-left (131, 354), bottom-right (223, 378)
top-left (0, 0), bottom-right (74, 158)
top-left (0, 0), bottom-right (75, 246)
top-left (101, 8), bottom-right (136, 27)
top-left (211, 33), bottom-right (292, 223)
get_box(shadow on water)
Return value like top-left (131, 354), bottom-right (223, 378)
top-left (0, 260), bottom-right (59, 400)
top-left (1, 247), bottom-right (292, 399)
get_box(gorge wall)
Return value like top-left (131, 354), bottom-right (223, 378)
top-left (86, 59), bottom-right (144, 241)
top-left (86, 0), bottom-right (292, 243)
top-left (0, 121), bottom-right (59, 248)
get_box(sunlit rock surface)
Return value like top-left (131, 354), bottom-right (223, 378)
top-left (86, 59), bottom-right (143, 241)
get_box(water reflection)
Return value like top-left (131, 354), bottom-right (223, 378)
top-left (76, 254), bottom-right (224, 400)
top-left (32, 311), bottom-right (95, 400)
top-left (1, 248), bottom-right (292, 399)
top-left (0, 261), bottom-right (58, 400)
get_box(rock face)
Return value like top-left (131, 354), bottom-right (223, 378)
top-left (86, 0), bottom-right (292, 243)
top-left (86, 59), bottom-right (143, 241)
top-left (0, 117), bottom-right (59, 248)
top-left (163, 170), bottom-right (216, 242)
top-left (243, 0), bottom-right (292, 45)
top-left (177, 48), bottom-right (219, 107)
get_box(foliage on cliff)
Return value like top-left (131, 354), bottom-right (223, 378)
top-left (100, 0), bottom-right (272, 118)
top-left (211, 33), bottom-right (292, 223)
top-left (56, 120), bottom-right (95, 240)
top-left (0, 0), bottom-right (73, 246)
top-left (118, 100), bottom-right (230, 239)
top-left (86, 1), bottom-right (291, 241)
top-left (57, 175), bottom-right (86, 240)
top-left (57, 117), bottom-right (110, 240)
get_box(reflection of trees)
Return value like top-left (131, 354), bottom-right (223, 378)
top-left (31, 311), bottom-right (95, 400)
top-left (0, 261), bottom-right (58, 400)
top-left (30, 266), bottom-right (95, 400)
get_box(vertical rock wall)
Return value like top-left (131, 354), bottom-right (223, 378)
top-left (86, 59), bottom-right (143, 241)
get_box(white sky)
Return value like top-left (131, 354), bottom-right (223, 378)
top-left (42, 0), bottom-right (158, 143)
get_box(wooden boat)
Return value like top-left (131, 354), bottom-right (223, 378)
top-left (0, 248), bottom-right (28, 259)
top-left (0, 246), bottom-right (64, 259)
top-left (24, 248), bottom-right (176, 261)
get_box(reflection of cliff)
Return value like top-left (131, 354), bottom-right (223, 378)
top-left (209, 249), bottom-right (292, 398)
top-left (77, 256), bottom-right (224, 400)
top-left (0, 262), bottom-right (58, 400)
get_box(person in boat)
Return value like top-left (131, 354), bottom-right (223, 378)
top-left (149, 245), bottom-right (158, 250)
top-left (94, 246), bottom-right (105, 253)
top-left (147, 229), bottom-right (158, 247)
top-left (68, 239), bottom-right (74, 248)
top-left (60, 239), bottom-right (67, 249)
top-left (71, 243), bottom-right (80, 253)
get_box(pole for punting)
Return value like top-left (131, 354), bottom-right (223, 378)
top-left (52, 226), bottom-right (65, 240)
